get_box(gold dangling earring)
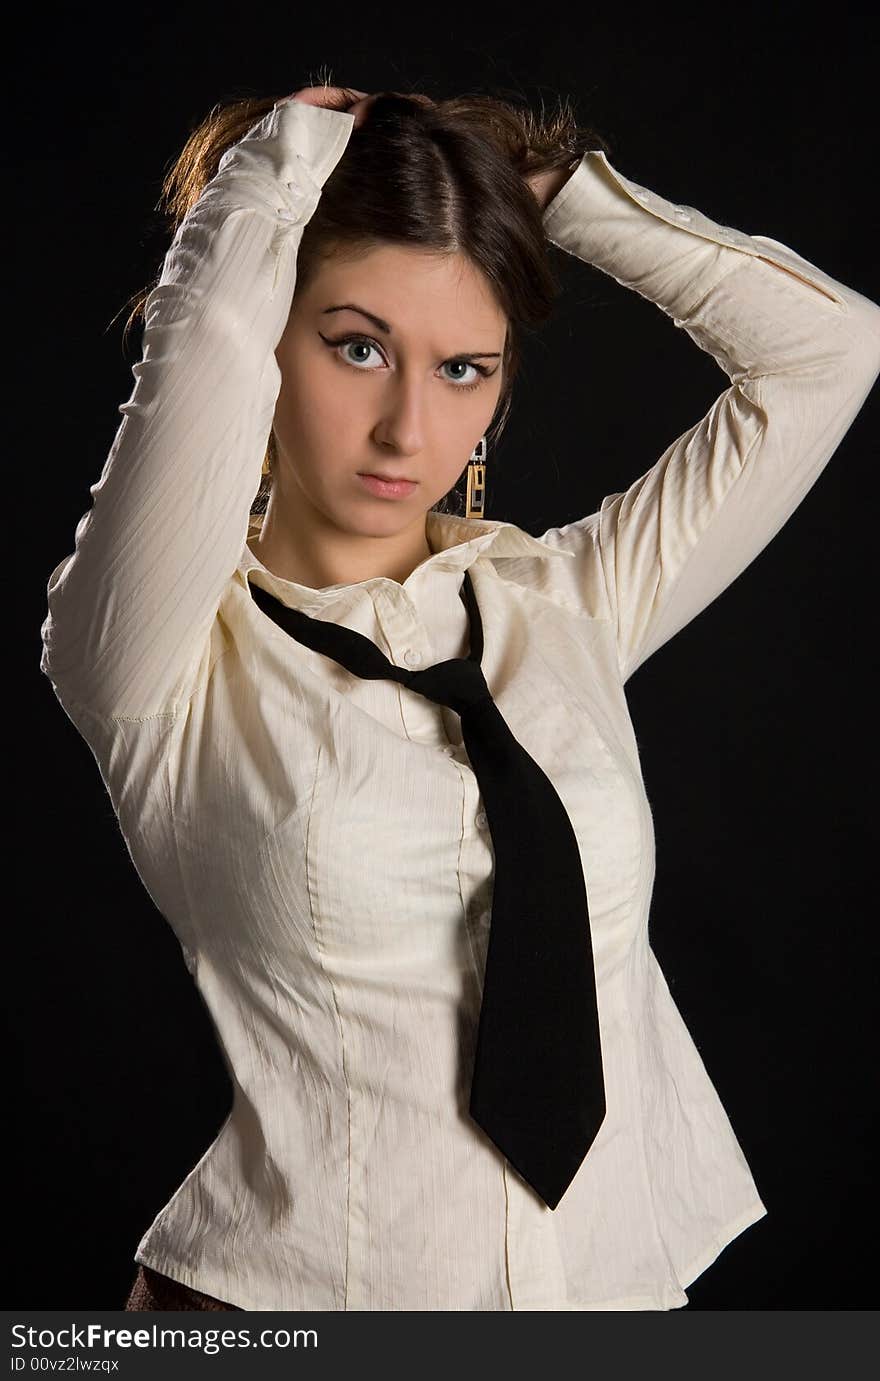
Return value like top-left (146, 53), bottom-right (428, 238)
top-left (465, 436), bottom-right (487, 518)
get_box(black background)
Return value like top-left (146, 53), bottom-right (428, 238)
top-left (8, 4), bottom-right (878, 1311)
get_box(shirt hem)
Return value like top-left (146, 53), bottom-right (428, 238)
top-left (675, 1195), bottom-right (769, 1290)
top-left (133, 1197), bottom-right (768, 1312)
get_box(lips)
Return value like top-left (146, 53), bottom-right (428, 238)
top-left (359, 472), bottom-right (417, 483)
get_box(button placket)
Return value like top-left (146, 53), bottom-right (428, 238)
top-left (375, 591), bottom-right (451, 746)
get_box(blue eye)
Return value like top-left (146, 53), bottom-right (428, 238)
top-left (319, 332), bottom-right (494, 392)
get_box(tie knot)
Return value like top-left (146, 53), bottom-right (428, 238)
top-left (403, 657), bottom-right (493, 715)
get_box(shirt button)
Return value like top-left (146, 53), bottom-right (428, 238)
top-left (475, 810), bottom-right (488, 830)
top-left (672, 207), bottom-right (692, 221)
top-left (404, 648), bottom-right (422, 666)
top-left (440, 743), bottom-right (457, 756)
top-left (478, 909), bottom-right (491, 928)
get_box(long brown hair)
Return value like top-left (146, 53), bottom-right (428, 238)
top-left (120, 74), bottom-right (613, 517)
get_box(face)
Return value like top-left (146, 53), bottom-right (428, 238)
top-left (270, 243), bottom-right (507, 544)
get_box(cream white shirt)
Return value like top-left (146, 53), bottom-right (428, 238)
top-left (39, 97), bottom-right (880, 1311)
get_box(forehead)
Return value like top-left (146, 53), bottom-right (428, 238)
top-left (306, 243), bottom-right (506, 332)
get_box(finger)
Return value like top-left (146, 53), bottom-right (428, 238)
top-left (287, 85), bottom-right (369, 106)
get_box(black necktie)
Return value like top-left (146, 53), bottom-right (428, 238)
top-left (248, 567), bottom-right (606, 1210)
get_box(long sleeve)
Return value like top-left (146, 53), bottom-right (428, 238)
top-left (539, 149), bottom-right (880, 685)
top-left (40, 98), bottom-right (356, 722)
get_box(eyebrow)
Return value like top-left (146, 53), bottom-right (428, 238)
top-left (321, 303), bottom-right (503, 359)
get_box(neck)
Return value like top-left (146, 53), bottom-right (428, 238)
top-left (248, 492), bottom-right (434, 591)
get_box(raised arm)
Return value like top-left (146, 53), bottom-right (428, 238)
top-left (536, 148), bottom-right (880, 685)
top-left (40, 98), bottom-right (356, 722)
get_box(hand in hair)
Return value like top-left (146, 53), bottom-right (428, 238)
top-left (286, 86), bottom-right (434, 129)
top-left (524, 162), bottom-right (579, 213)
top-left (287, 86), bottom-right (572, 209)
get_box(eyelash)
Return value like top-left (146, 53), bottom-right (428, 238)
top-left (319, 332), bottom-right (495, 392)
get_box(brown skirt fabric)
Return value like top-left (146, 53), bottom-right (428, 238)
top-left (124, 1263), bottom-right (243, 1311)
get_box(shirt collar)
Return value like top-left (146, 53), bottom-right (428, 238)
top-left (237, 508), bottom-right (574, 612)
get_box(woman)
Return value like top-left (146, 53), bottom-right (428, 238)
top-left (40, 79), bottom-right (879, 1312)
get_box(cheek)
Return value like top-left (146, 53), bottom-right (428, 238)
top-left (276, 357), bottom-right (354, 446)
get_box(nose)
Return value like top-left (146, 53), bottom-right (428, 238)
top-left (372, 376), bottom-right (427, 456)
